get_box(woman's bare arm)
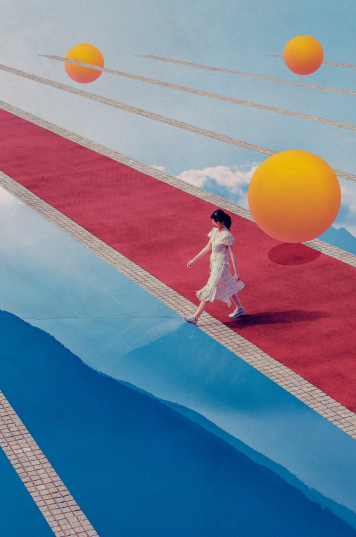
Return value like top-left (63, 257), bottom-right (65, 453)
top-left (228, 244), bottom-right (240, 280)
top-left (187, 241), bottom-right (211, 268)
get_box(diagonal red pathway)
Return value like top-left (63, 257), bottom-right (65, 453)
top-left (1, 109), bottom-right (356, 411)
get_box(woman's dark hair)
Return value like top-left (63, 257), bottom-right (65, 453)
top-left (210, 209), bottom-right (232, 230)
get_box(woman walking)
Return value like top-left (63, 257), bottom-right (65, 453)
top-left (184, 209), bottom-right (245, 325)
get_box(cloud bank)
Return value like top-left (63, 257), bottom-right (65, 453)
top-left (152, 163), bottom-right (257, 210)
top-left (333, 179), bottom-right (356, 237)
top-left (161, 164), bottom-right (356, 239)
top-left (178, 164), bottom-right (258, 209)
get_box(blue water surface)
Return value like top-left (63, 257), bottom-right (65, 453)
top-left (0, 310), bottom-right (355, 537)
top-left (0, 447), bottom-right (53, 536)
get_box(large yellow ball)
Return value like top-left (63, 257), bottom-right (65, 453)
top-left (65, 44), bottom-right (104, 83)
top-left (284, 35), bottom-right (323, 75)
top-left (248, 150), bottom-right (341, 243)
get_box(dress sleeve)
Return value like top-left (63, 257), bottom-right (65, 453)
top-left (208, 228), bottom-right (215, 239)
top-left (223, 232), bottom-right (234, 246)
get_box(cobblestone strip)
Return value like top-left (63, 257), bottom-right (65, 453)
top-left (137, 54), bottom-right (356, 96)
top-left (269, 54), bottom-right (356, 70)
top-left (0, 99), bottom-right (355, 266)
top-left (304, 238), bottom-right (356, 268)
top-left (323, 60), bottom-right (356, 69)
top-left (0, 63), bottom-right (271, 156)
top-left (41, 56), bottom-right (356, 133)
top-left (0, 170), bottom-right (355, 440)
top-left (0, 67), bottom-right (356, 183)
top-left (0, 391), bottom-right (99, 537)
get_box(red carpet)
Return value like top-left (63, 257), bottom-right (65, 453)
top-left (1, 109), bottom-right (356, 411)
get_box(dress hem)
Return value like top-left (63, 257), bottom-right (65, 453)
top-left (196, 282), bottom-right (245, 306)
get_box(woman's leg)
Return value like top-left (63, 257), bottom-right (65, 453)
top-left (195, 300), bottom-right (209, 320)
top-left (230, 293), bottom-right (243, 310)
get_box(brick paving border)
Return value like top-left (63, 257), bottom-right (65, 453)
top-left (0, 100), bottom-right (355, 434)
top-left (0, 166), bottom-right (356, 440)
top-left (0, 68), bottom-right (355, 182)
top-left (0, 391), bottom-right (99, 537)
top-left (270, 54), bottom-right (356, 70)
top-left (41, 55), bottom-right (356, 133)
top-left (138, 54), bottom-right (356, 97)
top-left (1, 99), bottom-right (355, 267)
top-left (0, 100), bottom-right (356, 533)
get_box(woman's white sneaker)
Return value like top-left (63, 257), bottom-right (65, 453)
top-left (184, 315), bottom-right (198, 325)
top-left (228, 308), bottom-right (245, 319)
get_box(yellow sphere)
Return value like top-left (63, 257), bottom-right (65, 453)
top-left (284, 35), bottom-right (323, 75)
top-left (65, 44), bottom-right (104, 83)
top-left (248, 150), bottom-right (341, 243)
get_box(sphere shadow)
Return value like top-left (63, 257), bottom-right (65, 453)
top-left (268, 243), bottom-right (322, 265)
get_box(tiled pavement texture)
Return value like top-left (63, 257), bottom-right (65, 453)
top-left (270, 54), bottom-right (356, 70)
top-left (137, 54), bottom-right (356, 97)
top-left (0, 100), bottom-right (356, 533)
top-left (0, 73), bottom-right (355, 182)
top-left (0, 166), bottom-right (356, 440)
top-left (0, 391), bottom-right (98, 537)
top-left (0, 99), bottom-right (355, 268)
top-left (42, 56), bottom-right (356, 133)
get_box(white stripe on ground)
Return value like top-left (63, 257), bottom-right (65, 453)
top-left (1, 63), bottom-right (355, 183)
top-left (0, 391), bottom-right (99, 537)
top-left (41, 55), bottom-right (356, 132)
top-left (0, 100), bottom-right (355, 439)
top-left (137, 54), bottom-right (356, 96)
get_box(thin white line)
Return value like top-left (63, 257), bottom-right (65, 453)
top-left (137, 54), bottom-right (356, 96)
top-left (41, 55), bottom-right (356, 132)
top-left (0, 62), bottom-right (355, 183)
top-left (269, 54), bottom-right (356, 70)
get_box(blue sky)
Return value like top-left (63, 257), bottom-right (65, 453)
top-left (0, 0), bottom-right (356, 232)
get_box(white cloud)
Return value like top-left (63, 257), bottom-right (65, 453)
top-left (340, 182), bottom-right (356, 215)
top-left (175, 167), bottom-right (356, 238)
top-left (332, 179), bottom-right (356, 237)
top-left (177, 163), bottom-right (259, 208)
top-left (141, 164), bottom-right (356, 239)
top-left (150, 165), bottom-right (166, 172)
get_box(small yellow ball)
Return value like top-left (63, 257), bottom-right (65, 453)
top-left (65, 44), bottom-right (104, 84)
top-left (284, 35), bottom-right (323, 75)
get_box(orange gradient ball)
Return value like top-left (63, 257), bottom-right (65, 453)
top-left (284, 35), bottom-right (323, 75)
top-left (65, 44), bottom-right (104, 83)
top-left (248, 150), bottom-right (341, 243)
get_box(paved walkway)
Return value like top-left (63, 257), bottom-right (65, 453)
top-left (270, 54), bottom-right (356, 70)
top-left (0, 65), bottom-right (355, 182)
top-left (42, 55), bottom-right (356, 134)
top-left (137, 54), bottom-right (356, 97)
top-left (1, 101), bottom-right (356, 409)
top-left (0, 100), bottom-right (356, 535)
top-left (1, 166), bottom-right (355, 439)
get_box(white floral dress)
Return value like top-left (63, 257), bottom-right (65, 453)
top-left (196, 227), bottom-right (245, 306)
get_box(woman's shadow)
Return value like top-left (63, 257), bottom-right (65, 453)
top-left (226, 310), bottom-right (331, 329)
top-left (226, 243), bottom-right (328, 328)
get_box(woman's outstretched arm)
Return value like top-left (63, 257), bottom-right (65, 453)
top-left (187, 241), bottom-right (211, 268)
top-left (228, 245), bottom-right (240, 281)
